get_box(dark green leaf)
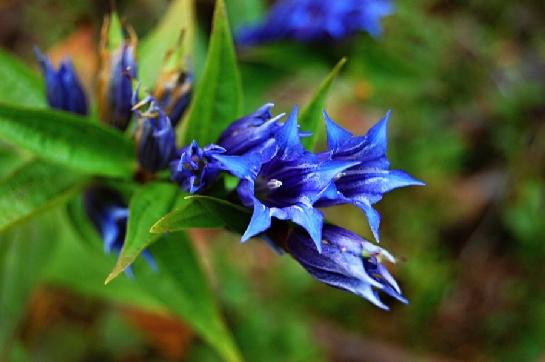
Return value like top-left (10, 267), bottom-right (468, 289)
top-left (150, 195), bottom-right (250, 234)
top-left (0, 161), bottom-right (84, 231)
top-left (138, 0), bottom-right (195, 87)
top-left (181, 0), bottom-right (243, 145)
top-left (0, 213), bottom-right (60, 356)
top-left (0, 104), bottom-right (136, 177)
top-left (0, 49), bottom-right (45, 108)
top-left (0, 144), bottom-right (31, 181)
top-left (300, 57), bottom-right (347, 150)
top-left (225, 0), bottom-right (266, 29)
top-left (146, 233), bottom-right (242, 362)
top-left (105, 182), bottom-right (179, 284)
top-left (58, 196), bottom-right (242, 361)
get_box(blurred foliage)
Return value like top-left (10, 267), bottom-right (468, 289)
top-left (1, 0), bottom-right (545, 360)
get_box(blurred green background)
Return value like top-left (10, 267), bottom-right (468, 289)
top-left (1, 0), bottom-right (545, 360)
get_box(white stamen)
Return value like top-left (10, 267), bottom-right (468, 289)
top-left (267, 179), bottom-right (283, 189)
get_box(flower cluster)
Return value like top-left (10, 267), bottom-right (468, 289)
top-left (37, 10), bottom-right (422, 309)
top-left (236, 0), bottom-right (394, 46)
top-left (169, 104), bottom-right (423, 309)
top-left (35, 14), bottom-right (192, 265)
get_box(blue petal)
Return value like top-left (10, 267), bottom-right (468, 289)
top-left (212, 153), bottom-right (261, 179)
top-left (273, 205), bottom-right (324, 252)
top-left (241, 199), bottom-right (272, 242)
top-left (324, 110), bottom-right (353, 150)
top-left (357, 200), bottom-right (381, 242)
top-left (276, 105), bottom-right (302, 154)
top-left (364, 110), bottom-right (391, 158)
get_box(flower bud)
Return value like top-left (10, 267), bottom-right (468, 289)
top-left (34, 47), bottom-right (88, 115)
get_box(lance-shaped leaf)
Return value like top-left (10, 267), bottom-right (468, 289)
top-left (105, 182), bottom-right (179, 284)
top-left (0, 104), bottom-right (136, 177)
top-left (151, 195), bottom-right (250, 234)
top-left (59, 195), bottom-right (242, 362)
top-left (0, 212), bottom-right (60, 355)
top-left (181, 0), bottom-right (243, 145)
top-left (300, 58), bottom-right (347, 150)
top-left (0, 161), bottom-right (83, 231)
top-left (0, 49), bottom-right (45, 108)
top-left (145, 233), bottom-right (242, 362)
top-left (139, 0), bottom-right (196, 87)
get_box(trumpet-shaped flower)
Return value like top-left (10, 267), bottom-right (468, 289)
top-left (34, 48), bottom-right (88, 115)
top-left (83, 186), bottom-right (156, 272)
top-left (286, 224), bottom-right (407, 309)
top-left (170, 141), bottom-right (226, 193)
top-left (317, 111), bottom-right (424, 242)
top-left (132, 95), bottom-right (177, 173)
top-left (217, 103), bottom-right (283, 155)
top-left (236, 0), bottom-right (394, 46)
top-left (213, 107), bottom-right (358, 251)
top-left (97, 16), bottom-right (137, 130)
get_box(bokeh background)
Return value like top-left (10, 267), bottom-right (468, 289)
top-left (1, 0), bottom-right (545, 360)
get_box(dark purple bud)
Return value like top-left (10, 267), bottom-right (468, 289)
top-left (34, 47), bottom-right (88, 115)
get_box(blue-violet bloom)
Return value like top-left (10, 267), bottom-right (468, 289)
top-left (317, 111), bottom-right (425, 242)
top-left (170, 141), bottom-right (226, 193)
top-left (236, 0), bottom-right (394, 46)
top-left (286, 224), bottom-right (407, 310)
top-left (132, 94), bottom-right (177, 173)
top-left (97, 16), bottom-right (137, 131)
top-left (34, 47), bottom-right (88, 115)
top-left (217, 103), bottom-right (284, 155)
top-left (83, 186), bottom-right (156, 273)
top-left (213, 106), bottom-right (358, 251)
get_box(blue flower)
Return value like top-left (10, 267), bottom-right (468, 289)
top-left (236, 0), bottom-right (394, 46)
top-left (154, 69), bottom-right (193, 128)
top-left (213, 106), bottom-right (358, 251)
top-left (317, 111), bottom-right (425, 242)
top-left (286, 224), bottom-right (407, 310)
top-left (217, 103), bottom-right (284, 155)
top-left (97, 18), bottom-right (137, 131)
top-left (132, 95), bottom-right (177, 173)
top-left (170, 141), bottom-right (226, 193)
top-left (34, 48), bottom-right (88, 115)
top-left (83, 186), bottom-right (156, 274)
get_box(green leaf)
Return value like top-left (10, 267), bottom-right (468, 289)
top-left (225, 0), bottom-right (266, 29)
top-left (0, 49), bottom-right (45, 108)
top-left (146, 232), bottom-right (242, 362)
top-left (0, 212), bottom-right (60, 356)
top-left (300, 57), bottom-right (347, 150)
top-left (107, 12), bottom-right (124, 50)
top-left (138, 0), bottom-right (195, 87)
top-left (0, 144), bottom-right (31, 181)
top-left (59, 196), bottom-right (242, 361)
top-left (105, 182), bottom-right (179, 284)
top-left (181, 0), bottom-right (243, 145)
top-left (0, 104), bottom-right (136, 177)
top-left (151, 195), bottom-right (250, 234)
top-left (0, 161), bottom-right (84, 231)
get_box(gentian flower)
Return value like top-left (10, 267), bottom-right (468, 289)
top-left (97, 14), bottom-right (137, 131)
top-left (213, 106), bottom-right (358, 251)
top-left (285, 224), bottom-right (407, 310)
top-left (216, 103), bottom-right (283, 155)
top-left (132, 94), bottom-right (176, 173)
top-left (170, 141), bottom-right (226, 193)
top-left (317, 111), bottom-right (425, 242)
top-left (83, 186), bottom-right (156, 273)
top-left (236, 0), bottom-right (394, 46)
top-left (34, 48), bottom-right (88, 115)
